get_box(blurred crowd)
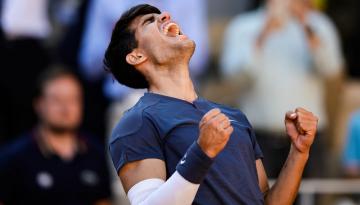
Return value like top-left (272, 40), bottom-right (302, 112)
top-left (0, 0), bottom-right (360, 204)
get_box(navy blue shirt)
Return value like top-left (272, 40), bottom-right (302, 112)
top-left (109, 93), bottom-right (264, 204)
top-left (0, 131), bottom-right (112, 205)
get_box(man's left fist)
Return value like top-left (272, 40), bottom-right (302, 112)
top-left (285, 107), bottom-right (319, 154)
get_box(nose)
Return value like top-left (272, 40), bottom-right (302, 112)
top-left (158, 11), bottom-right (171, 23)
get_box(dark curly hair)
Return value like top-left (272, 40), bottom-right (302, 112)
top-left (103, 4), bottom-right (161, 89)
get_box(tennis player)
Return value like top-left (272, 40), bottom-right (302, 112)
top-left (104, 4), bottom-right (318, 205)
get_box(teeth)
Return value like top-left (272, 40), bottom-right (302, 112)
top-left (163, 22), bottom-right (180, 36)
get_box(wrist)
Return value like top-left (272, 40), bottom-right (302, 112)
top-left (197, 140), bottom-right (217, 159)
top-left (290, 145), bottom-right (310, 161)
top-left (176, 142), bottom-right (214, 184)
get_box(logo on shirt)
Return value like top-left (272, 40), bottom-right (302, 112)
top-left (80, 170), bottom-right (99, 186)
top-left (180, 153), bottom-right (187, 165)
top-left (36, 171), bottom-right (53, 189)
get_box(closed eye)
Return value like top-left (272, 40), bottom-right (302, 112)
top-left (143, 16), bottom-right (155, 25)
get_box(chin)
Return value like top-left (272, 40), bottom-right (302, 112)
top-left (48, 124), bottom-right (78, 134)
top-left (183, 40), bottom-right (196, 58)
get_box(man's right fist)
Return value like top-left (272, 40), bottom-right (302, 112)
top-left (197, 108), bottom-right (234, 158)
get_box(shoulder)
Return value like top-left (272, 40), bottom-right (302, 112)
top-left (309, 11), bottom-right (334, 24)
top-left (0, 135), bottom-right (34, 168)
top-left (308, 11), bottom-right (338, 32)
top-left (109, 97), bottom-right (160, 144)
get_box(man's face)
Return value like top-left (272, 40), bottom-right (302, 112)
top-left (36, 76), bottom-right (83, 133)
top-left (130, 11), bottom-right (195, 66)
top-left (267, 0), bottom-right (291, 18)
top-left (290, 0), bottom-right (311, 16)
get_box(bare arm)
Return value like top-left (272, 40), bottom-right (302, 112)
top-left (257, 108), bottom-right (318, 205)
top-left (257, 148), bottom-right (309, 204)
top-left (119, 158), bottom-right (166, 193)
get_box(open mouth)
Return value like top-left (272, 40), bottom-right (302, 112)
top-left (162, 22), bottom-right (182, 37)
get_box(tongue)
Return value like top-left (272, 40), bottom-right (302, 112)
top-left (166, 25), bottom-right (179, 37)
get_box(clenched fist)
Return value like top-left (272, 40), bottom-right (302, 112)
top-left (197, 108), bottom-right (234, 158)
top-left (285, 107), bottom-right (319, 154)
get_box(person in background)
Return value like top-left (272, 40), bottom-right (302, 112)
top-left (0, 0), bottom-right (51, 144)
top-left (343, 110), bottom-right (360, 177)
top-left (219, 0), bottom-right (344, 177)
top-left (0, 67), bottom-right (112, 205)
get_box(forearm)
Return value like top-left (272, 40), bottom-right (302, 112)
top-left (265, 145), bottom-right (309, 205)
top-left (127, 142), bottom-right (213, 205)
top-left (128, 171), bottom-right (200, 205)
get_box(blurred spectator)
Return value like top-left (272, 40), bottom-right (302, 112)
top-left (0, 68), bottom-right (112, 205)
top-left (328, 0), bottom-right (360, 78)
top-left (56, 0), bottom-right (90, 69)
top-left (0, 0), bottom-right (51, 144)
top-left (343, 110), bottom-right (360, 177)
top-left (220, 0), bottom-right (344, 177)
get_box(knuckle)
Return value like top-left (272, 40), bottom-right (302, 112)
top-left (219, 129), bottom-right (226, 135)
top-left (202, 116), bottom-right (210, 123)
top-left (225, 120), bottom-right (231, 126)
top-left (213, 108), bottom-right (221, 112)
top-left (212, 108), bottom-right (221, 115)
top-left (297, 116), bottom-right (303, 122)
top-left (211, 120), bottom-right (218, 127)
top-left (299, 122), bottom-right (305, 127)
top-left (219, 113), bottom-right (226, 119)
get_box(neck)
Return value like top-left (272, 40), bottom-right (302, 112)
top-left (39, 125), bottom-right (77, 161)
top-left (148, 64), bottom-right (197, 103)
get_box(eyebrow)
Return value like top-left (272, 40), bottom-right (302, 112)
top-left (141, 14), bottom-right (155, 26)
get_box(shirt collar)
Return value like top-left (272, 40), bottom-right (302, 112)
top-left (32, 128), bottom-right (87, 159)
top-left (144, 92), bottom-right (204, 104)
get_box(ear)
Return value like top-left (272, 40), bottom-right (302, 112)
top-left (126, 49), bottom-right (148, 66)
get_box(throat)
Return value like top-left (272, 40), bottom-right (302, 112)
top-left (148, 65), bottom-right (197, 103)
top-left (149, 77), bottom-right (197, 103)
top-left (150, 88), bottom-right (198, 103)
top-left (40, 126), bottom-right (78, 161)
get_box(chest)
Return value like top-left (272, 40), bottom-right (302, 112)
top-left (159, 112), bottom-right (257, 177)
top-left (17, 154), bottom-right (104, 196)
top-left (164, 119), bottom-right (255, 156)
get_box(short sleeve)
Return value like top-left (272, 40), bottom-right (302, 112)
top-left (249, 128), bottom-right (263, 160)
top-left (236, 111), bottom-right (263, 160)
top-left (109, 114), bottom-right (164, 172)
